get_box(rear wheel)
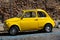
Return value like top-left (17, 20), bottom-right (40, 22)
top-left (44, 24), bottom-right (52, 33)
top-left (9, 26), bottom-right (19, 35)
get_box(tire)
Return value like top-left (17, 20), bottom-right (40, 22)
top-left (44, 24), bottom-right (52, 33)
top-left (9, 26), bottom-right (18, 35)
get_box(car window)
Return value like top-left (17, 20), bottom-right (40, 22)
top-left (37, 11), bottom-right (46, 17)
top-left (58, 22), bottom-right (60, 24)
top-left (23, 11), bottom-right (36, 18)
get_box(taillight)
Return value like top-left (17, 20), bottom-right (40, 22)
top-left (54, 20), bottom-right (56, 26)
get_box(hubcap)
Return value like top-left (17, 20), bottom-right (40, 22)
top-left (46, 26), bottom-right (51, 32)
top-left (12, 29), bottom-right (16, 33)
top-left (10, 29), bottom-right (16, 35)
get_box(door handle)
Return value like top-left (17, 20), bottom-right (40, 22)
top-left (35, 19), bottom-right (38, 21)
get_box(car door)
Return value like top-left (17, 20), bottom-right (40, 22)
top-left (20, 11), bottom-right (38, 31)
top-left (37, 11), bottom-right (47, 28)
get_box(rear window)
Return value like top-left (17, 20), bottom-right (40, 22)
top-left (37, 11), bottom-right (46, 17)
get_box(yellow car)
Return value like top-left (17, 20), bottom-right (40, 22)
top-left (4, 9), bottom-right (55, 35)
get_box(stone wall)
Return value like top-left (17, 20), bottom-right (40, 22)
top-left (0, 0), bottom-right (60, 22)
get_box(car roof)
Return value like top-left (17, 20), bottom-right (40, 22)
top-left (22, 9), bottom-right (45, 12)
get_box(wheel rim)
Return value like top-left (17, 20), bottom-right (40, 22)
top-left (10, 28), bottom-right (17, 35)
top-left (45, 26), bottom-right (51, 32)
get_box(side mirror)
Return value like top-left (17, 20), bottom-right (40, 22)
top-left (21, 17), bottom-right (23, 19)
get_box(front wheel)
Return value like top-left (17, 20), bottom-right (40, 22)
top-left (44, 24), bottom-right (52, 33)
top-left (9, 26), bottom-right (18, 35)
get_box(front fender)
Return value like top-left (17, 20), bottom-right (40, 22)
top-left (6, 21), bottom-right (21, 31)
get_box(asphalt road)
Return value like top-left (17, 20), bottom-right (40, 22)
top-left (0, 28), bottom-right (60, 40)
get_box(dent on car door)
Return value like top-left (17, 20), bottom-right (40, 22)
top-left (20, 11), bottom-right (38, 31)
top-left (37, 11), bottom-right (47, 28)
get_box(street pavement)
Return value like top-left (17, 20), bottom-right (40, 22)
top-left (0, 28), bottom-right (60, 40)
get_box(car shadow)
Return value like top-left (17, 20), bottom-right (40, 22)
top-left (0, 30), bottom-right (45, 36)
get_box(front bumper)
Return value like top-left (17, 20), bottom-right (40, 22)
top-left (3, 23), bottom-right (9, 32)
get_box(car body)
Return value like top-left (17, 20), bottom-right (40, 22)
top-left (4, 9), bottom-right (55, 35)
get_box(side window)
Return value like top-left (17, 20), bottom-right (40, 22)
top-left (37, 11), bottom-right (46, 17)
top-left (23, 11), bottom-right (36, 18)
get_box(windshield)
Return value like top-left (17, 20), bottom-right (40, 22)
top-left (17, 11), bottom-right (24, 17)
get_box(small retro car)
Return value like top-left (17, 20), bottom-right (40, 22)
top-left (4, 9), bottom-right (55, 35)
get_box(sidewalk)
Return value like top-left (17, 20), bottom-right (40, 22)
top-left (0, 23), bottom-right (4, 31)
